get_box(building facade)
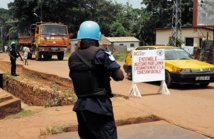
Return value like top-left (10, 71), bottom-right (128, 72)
top-left (156, 27), bottom-right (214, 47)
top-left (106, 37), bottom-right (140, 51)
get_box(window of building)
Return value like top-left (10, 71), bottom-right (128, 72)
top-left (185, 38), bottom-right (194, 46)
top-left (130, 43), bottom-right (135, 47)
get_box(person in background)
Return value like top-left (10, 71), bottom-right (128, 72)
top-left (8, 42), bottom-right (19, 76)
top-left (22, 47), bottom-right (30, 65)
top-left (68, 21), bottom-right (124, 139)
top-left (4, 45), bottom-right (8, 53)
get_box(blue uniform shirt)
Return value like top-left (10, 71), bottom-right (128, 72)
top-left (73, 50), bottom-right (120, 115)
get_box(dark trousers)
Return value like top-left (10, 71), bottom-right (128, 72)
top-left (76, 110), bottom-right (118, 139)
top-left (10, 59), bottom-right (16, 74)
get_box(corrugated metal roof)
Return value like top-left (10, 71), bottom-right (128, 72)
top-left (106, 37), bottom-right (139, 42)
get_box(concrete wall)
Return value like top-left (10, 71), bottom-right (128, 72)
top-left (113, 45), bottom-right (127, 52)
top-left (69, 39), bottom-right (137, 52)
top-left (112, 42), bottom-right (139, 51)
top-left (69, 39), bottom-right (78, 53)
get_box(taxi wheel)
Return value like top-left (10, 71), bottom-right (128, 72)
top-left (127, 67), bottom-right (132, 80)
top-left (165, 71), bottom-right (172, 88)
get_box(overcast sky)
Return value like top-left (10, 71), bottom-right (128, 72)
top-left (0, 0), bottom-right (143, 9)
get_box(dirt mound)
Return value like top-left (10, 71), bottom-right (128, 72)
top-left (1, 61), bottom-right (76, 107)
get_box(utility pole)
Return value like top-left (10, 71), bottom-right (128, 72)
top-left (171, 0), bottom-right (182, 46)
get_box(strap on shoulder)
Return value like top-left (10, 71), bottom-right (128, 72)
top-left (76, 50), bottom-right (95, 70)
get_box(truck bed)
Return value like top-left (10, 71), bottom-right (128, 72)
top-left (18, 33), bottom-right (33, 44)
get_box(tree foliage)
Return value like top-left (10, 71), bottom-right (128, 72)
top-left (0, 0), bottom-right (193, 46)
top-left (140, 0), bottom-right (193, 44)
top-left (110, 21), bottom-right (127, 37)
top-left (0, 8), bottom-right (17, 46)
top-left (7, 0), bottom-right (124, 38)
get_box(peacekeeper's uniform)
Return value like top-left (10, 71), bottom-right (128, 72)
top-left (9, 46), bottom-right (18, 75)
top-left (68, 46), bottom-right (121, 139)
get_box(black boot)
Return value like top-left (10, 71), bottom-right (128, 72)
top-left (14, 73), bottom-right (19, 76)
top-left (11, 73), bottom-right (19, 76)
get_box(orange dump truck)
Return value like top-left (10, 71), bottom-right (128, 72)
top-left (18, 22), bottom-right (70, 60)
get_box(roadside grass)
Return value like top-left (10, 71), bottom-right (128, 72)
top-left (40, 125), bottom-right (67, 135)
top-left (113, 51), bottom-right (127, 62)
top-left (5, 109), bottom-right (42, 119)
top-left (64, 52), bottom-right (71, 57)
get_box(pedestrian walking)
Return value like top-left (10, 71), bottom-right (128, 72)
top-left (22, 47), bottom-right (30, 65)
top-left (8, 42), bottom-right (19, 76)
top-left (4, 45), bottom-right (8, 53)
top-left (68, 21), bottom-right (124, 139)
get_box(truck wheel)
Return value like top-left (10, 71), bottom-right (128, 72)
top-left (35, 52), bottom-right (42, 61)
top-left (44, 54), bottom-right (52, 60)
top-left (57, 52), bottom-right (64, 60)
top-left (127, 66), bottom-right (132, 80)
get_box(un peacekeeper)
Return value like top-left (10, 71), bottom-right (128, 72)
top-left (8, 42), bottom-right (19, 76)
top-left (68, 20), bottom-right (124, 139)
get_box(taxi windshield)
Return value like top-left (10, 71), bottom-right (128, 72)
top-left (164, 48), bottom-right (191, 60)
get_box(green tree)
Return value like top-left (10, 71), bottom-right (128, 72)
top-left (6, 19), bottom-right (19, 41)
top-left (141, 0), bottom-right (193, 45)
top-left (0, 8), bottom-right (16, 46)
top-left (93, 0), bottom-right (124, 36)
top-left (110, 21), bottom-right (127, 37)
top-left (181, 1), bottom-right (193, 27)
top-left (8, 0), bottom-right (124, 38)
top-left (6, 0), bottom-right (193, 45)
top-left (116, 2), bottom-right (139, 36)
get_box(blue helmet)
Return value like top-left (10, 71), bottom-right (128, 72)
top-left (77, 21), bottom-right (102, 41)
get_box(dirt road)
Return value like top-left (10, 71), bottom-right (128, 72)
top-left (0, 53), bottom-right (214, 138)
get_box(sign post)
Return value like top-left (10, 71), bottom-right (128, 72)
top-left (129, 49), bottom-right (170, 97)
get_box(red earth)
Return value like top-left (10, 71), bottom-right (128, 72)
top-left (0, 53), bottom-right (214, 139)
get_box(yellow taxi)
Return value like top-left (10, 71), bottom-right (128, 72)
top-left (123, 45), bottom-right (214, 87)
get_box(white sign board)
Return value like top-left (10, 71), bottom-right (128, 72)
top-left (132, 50), bottom-right (165, 83)
top-left (129, 49), bottom-right (170, 97)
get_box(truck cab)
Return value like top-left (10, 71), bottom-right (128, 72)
top-left (18, 22), bottom-right (70, 61)
top-left (33, 22), bottom-right (69, 60)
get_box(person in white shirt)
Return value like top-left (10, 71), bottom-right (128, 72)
top-left (22, 47), bottom-right (30, 65)
top-left (4, 45), bottom-right (8, 53)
